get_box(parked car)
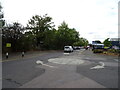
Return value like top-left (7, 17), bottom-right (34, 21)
top-left (80, 46), bottom-right (84, 49)
top-left (64, 46), bottom-right (73, 52)
top-left (73, 46), bottom-right (80, 50)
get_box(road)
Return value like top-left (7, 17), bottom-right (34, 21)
top-left (2, 49), bottom-right (119, 88)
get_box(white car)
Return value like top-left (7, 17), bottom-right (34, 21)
top-left (64, 46), bottom-right (73, 52)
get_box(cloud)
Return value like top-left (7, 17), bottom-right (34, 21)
top-left (87, 32), bottom-right (97, 34)
top-left (1, 0), bottom-right (119, 43)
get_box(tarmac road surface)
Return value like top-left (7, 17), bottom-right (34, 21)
top-left (2, 49), bottom-right (119, 88)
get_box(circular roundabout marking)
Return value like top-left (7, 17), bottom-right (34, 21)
top-left (48, 58), bottom-right (84, 65)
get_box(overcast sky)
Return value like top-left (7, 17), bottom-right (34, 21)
top-left (1, 0), bottom-right (119, 43)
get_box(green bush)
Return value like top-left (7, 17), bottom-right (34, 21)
top-left (93, 49), bottom-right (103, 53)
top-left (108, 49), bottom-right (120, 53)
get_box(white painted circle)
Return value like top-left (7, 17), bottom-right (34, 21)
top-left (48, 58), bottom-right (84, 65)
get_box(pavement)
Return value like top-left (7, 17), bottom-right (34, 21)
top-left (1, 50), bottom-right (60, 62)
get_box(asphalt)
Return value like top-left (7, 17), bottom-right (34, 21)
top-left (2, 49), bottom-right (119, 88)
top-left (2, 50), bottom-right (63, 88)
top-left (77, 50), bottom-right (119, 88)
top-left (20, 50), bottom-right (118, 88)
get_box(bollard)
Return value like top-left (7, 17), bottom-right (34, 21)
top-left (6, 52), bottom-right (8, 59)
top-left (22, 51), bottom-right (24, 57)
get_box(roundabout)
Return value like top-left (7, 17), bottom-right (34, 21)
top-left (48, 57), bottom-right (84, 65)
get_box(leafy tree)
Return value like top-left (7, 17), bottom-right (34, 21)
top-left (2, 22), bottom-right (24, 52)
top-left (73, 37), bottom-right (89, 46)
top-left (42, 28), bottom-right (57, 49)
top-left (0, 3), bottom-right (4, 53)
top-left (27, 14), bottom-right (55, 49)
top-left (2, 13), bottom-right (89, 52)
top-left (22, 31), bottom-right (36, 51)
top-left (81, 37), bottom-right (89, 46)
top-left (0, 3), bottom-right (5, 27)
top-left (103, 38), bottom-right (112, 47)
top-left (55, 21), bottom-right (80, 49)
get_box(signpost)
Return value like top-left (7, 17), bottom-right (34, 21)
top-left (6, 43), bottom-right (11, 59)
top-left (6, 43), bottom-right (11, 48)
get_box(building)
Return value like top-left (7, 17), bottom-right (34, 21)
top-left (109, 38), bottom-right (120, 49)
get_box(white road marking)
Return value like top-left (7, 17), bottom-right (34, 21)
top-left (48, 58), bottom-right (84, 65)
top-left (85, 57), bottom-right (90, 60)
top-left (36, 60), bottom-right (55, 68)
top-left (36, 60), bottom-right (43, 65)
top-left (114, 59), bottom-right (118, 62)
top-left (42, 64), bottom-right (55, 68)
top-left (90, 62), bottom-right (105, 69)
top-left (63, 53), bottom-right (70, 55)
top-left (99, 62), bottom-right (105, 66)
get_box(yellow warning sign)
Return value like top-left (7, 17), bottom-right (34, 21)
top-left (6, 43), bottom-right (11, 47)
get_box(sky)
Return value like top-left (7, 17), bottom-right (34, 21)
top-left (1, 0), bottom-right (119, 43)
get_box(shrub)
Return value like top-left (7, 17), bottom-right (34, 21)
top-left (93, 49), bottom-right (103, 53)
top-left (108, 49), bottom-right (120, 54)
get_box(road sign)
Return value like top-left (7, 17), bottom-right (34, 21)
top-left (6, 43), bottom-right (11, 47)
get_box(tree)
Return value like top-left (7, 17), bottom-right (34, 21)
top-left (73, 37), bottom-right (89, 46)
top-left (0, 3), bottom-right (5, 27)
top-left (55, 21), bottom-right (80, 49)
top-left (27, 14), bottom-right (55, 49)
top-left (42, 28), bottom-right (57, 49)
top-left (0, 3), bottom-right (4, 53)
top-left (103, 38), bottom-right (112, 47)
top-left (22, 31), bottom-right (36, 51)
top-left (2, 22), bottom-right (24, 52)
top-left (2, 13), bottom-right (89, 52)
